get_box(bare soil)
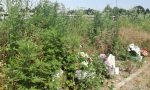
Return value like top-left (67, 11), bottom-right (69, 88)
top-left (120, 59), bottom-right (150, 90)
top-left (102, 57), bottom-right (150, 90)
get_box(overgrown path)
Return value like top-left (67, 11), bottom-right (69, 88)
top-left (115, 58), bottom-right (150, 90)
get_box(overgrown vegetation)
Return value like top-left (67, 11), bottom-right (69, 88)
top-left (0, 0), bottom-right (150, 89)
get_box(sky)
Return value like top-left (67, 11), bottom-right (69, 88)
top-left (49, 0), bottom-right (150, 11)
top-left (1, 0), bottom-right (150, 11)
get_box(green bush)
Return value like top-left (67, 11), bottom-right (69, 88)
top-left (2, 0), bottom-right (150, 89)
top-left (75, 54), bottom-right (107, 90)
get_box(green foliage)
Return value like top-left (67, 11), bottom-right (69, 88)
top-left (76, 55), bottom-right (107, 90)
top-left (88, 12), bottom-right (104, 44)
top-left (3, 1), bottom-right (68, 89)
top-left (113, 39), bottom-right (127, 60)
top-left (6, 29), bottom-right (67, 89)
top-left (1, 0), bottom-right (149, 89)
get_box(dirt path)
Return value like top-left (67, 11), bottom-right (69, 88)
top-left (117, 59), bottom-right (150, 90)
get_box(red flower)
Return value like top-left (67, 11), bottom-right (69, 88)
top-left (141, 49), bottom-right (148, 56)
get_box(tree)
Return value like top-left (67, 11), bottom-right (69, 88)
top-left (133, 5), bottom-right (145, 14)
top-left (103, 5), bottom-right (112, 13)
top-left (67, 10), bottom-right (75, 15)
top-left (119, 8), bottom-right (127, 15)
top-left (85, 8), bottom-right (95, 15)
top-left (145, 8), bottom-right (150, 14)
top-left (112, 7), bottom-right (119, 16)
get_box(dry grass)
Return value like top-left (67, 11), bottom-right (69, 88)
top-left (120, 59), bottom-right (150, 90)
top-left (0, 72), bottom-right (5, 90)
top-left (119, 27), bottom-right (150, 44)
top-left (119, 27), bottom-right (150, 52)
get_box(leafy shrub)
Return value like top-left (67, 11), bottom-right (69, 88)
top-left (75, 54), bottom-right (107, 90)
top-left (1, 0), bottom-right (150, 90)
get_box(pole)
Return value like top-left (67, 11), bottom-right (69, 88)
top-left (116, 0), bottom-right (117, 8)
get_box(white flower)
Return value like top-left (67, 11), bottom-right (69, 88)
top-left (78, 52), bottom-right (89, 58)
top-left (81, 61), bottom-right (88, 67)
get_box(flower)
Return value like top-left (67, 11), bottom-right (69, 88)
top-left (99, 54), bottom-right (107, 60)
top-left (141, 49), bottom-right (148, 56)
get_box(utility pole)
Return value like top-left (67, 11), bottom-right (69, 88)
top-left (116, 0), bottom-right (117, 8)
